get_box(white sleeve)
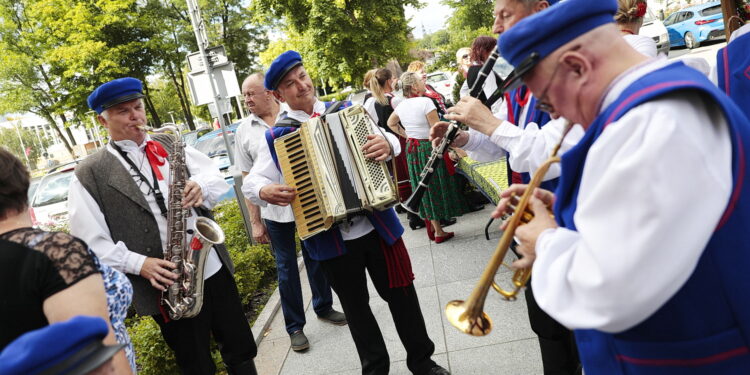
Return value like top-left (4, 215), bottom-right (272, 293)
top-left (462, 128), bottom-right (507, 162)
top-left (68, 177), bottom-right (147, 275)
top-left (459, 79), bottom-right (470, 99)
top-left (184, 145), bottom-right (230, 210)
top-left (234, 124), bottom-right (255, 173)
top-left (531, 94), bottom-right (732, 333)
top-left (364, 97), bottom-right (379, 125)
top-left (242, 139), bottom-right (281, 207)
top-left (491, 118), bottom-right (584, 180)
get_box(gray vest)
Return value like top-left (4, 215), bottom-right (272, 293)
top-left (75, 135), bottom-right (234, 316)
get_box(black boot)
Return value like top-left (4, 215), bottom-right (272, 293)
top-left (408, 212), bottom-right (425, 230)
top-left (225, 359), bottom-right (258, 375)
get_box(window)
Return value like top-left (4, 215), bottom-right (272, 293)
top-left (664, 12), bottom-right (678, 26)
top-left (700, 5), bottom-right (722, 17)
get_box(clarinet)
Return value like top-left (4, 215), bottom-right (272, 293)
top-left (402, 52), bottom-right (500, 215)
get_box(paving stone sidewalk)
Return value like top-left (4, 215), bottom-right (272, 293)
top-left (252, 207), bottom-right (544, 375)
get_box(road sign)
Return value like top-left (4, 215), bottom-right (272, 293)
top-left (187, 46), bottom-right (229, 74)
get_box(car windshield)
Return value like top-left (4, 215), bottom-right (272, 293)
top-left (33, 171), bottom-right (74, 207)
top-left (426, 74), bottom-right (448, 84)
top-left (700, 5), bottom-right (721, 16)
top-left (194, 133), bottom-right (236, 158)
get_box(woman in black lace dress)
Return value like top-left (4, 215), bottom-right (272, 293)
top-left (0, 148), bottom-right (134, 374)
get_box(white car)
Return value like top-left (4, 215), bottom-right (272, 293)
top-left (29, 162), bottom-right (79, 229)
top-left (426, 72), bottom-right (454, 106)
top-left (640, 8), bottom-right (671, 56)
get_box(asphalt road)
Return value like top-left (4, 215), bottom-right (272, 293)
top-left (667, 39), bottom-right (726, 68)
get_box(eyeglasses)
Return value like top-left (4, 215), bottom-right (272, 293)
top-left (534, 62), bottom-right (563, 114)
top-left (462, 54), bottom-right (470, 59)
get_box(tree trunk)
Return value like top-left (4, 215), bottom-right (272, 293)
top-left (40, 111), bottom-right (75, 158)
top-left (166, 58), bottom-right (196, 130)
top-left (141, 81), bottom-right (162, 127)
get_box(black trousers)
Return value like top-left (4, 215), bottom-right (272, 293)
top-left (153, 266), bottom-right (257, 375)
top-left (320, 231), bottom-right (437, 375)
top-left (525, 283), bottom-right (581, 375)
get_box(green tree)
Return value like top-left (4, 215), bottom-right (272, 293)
top-left (443, 0), bottom-right (494, 32)
top-left (0, 123), bottom-right (51, 169)
top-left (252, 0), bottom-right (419, 89)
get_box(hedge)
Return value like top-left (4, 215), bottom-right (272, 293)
top-left (318, 91), bottom-right (350, 102)
top-left (127, 199), bottom-right (277, 374)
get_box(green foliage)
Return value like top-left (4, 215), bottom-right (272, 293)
top-left (127, 317), bottom-right (180, 375)
top-left (443, 0), bottom-right (494, 32)
top-left (452, 72), bottom-right (465, 105)
top-left (213, 200), bottom-right (277, 306)
top-left (426, 26), bottom-right (494, 72)
top-left (0, 123), bottom-right (51, 169)
top-left (318, 91), bottom-right (351, 102)
top-left (253, 0), bottom-right (419, 89)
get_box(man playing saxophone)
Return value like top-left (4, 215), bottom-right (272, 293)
top-left (68, 77), bottom-right (258, 374)
top-left (493, 0), bottom-right (750, 373)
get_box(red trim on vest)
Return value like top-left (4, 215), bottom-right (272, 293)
top-left (371, 211), bottom-right (397, 242)
top-left (723, 47), bottom-right (731, 96)
top-left (717, 134), bottom-right (745, 230)
top-left (616, 346), bottom-right (750, 367)
top-left (505, 93), bottom-right (515, 124)
top-left (603, 81), bottom-right (696, 129)
top-left (515, 88), bottom-right (531, 107)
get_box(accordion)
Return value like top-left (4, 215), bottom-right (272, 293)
top-left (274, 105), bottom-right (398, 240)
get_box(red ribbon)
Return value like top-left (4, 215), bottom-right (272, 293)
top-left (311, 112), bottom-right (322, 118)
top-left (145, 140), bottom-right (168, 181)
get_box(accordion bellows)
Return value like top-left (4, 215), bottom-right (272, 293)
top-left (274, 105), bottom-right (398, 240)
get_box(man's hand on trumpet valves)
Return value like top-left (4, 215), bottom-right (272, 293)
top-left (492, 184), bottom-right (558, 269)
top-left (445, 96), bottom-right (503, 136)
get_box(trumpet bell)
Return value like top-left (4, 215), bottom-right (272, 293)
top-left (445, 300), bottom-right (493, 336)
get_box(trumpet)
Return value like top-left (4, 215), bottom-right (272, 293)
top-left (445, 121), bottom-right (573, 336)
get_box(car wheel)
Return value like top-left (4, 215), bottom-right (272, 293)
top-left (684, 32), bottom-right (700, 49)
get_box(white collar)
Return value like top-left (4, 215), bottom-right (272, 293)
top-left (111, 134), bottom-right (151, 152)
top-left (286, 99), bottom-right (326, 123)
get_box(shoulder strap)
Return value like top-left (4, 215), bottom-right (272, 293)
top-left (275, 117), bottom-right (303, 128)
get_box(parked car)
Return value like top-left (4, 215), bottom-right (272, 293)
top-left (193, 122), bottom-right (241, 201)
top-left (663, 1), bottom-right (725, 49)
top-left (28, 177), bottom-right (41, 203)
top-left (640, 7), bottom-right (671, 55)
top-left (182, 126), bottom-right (212, 147)
top-left (426, 72), bottom-right (454, 106)
top-left (29, 161), bottom-right (80, 228)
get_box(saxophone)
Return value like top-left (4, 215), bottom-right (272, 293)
top-left (149, 125), bottom-right (226, 320)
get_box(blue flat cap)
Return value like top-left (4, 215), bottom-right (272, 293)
top-left (498, 0), bottom-right (618, 92)
top-left (87, 77), bottom-right (145, 114)
top-left (0, 316), bottom-right (125, 375)
top-left (265, 50), bottom-right (303, 90)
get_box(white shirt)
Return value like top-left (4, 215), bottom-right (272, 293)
top-left (459, 69), bottom-right (505, 114)
top-left (532, 58), bottom-right (732, 333)
top-left (394, 97), bottom-right (436, 139)
top-left (243, 99), bottom-right (401, 241)
top-left (459, 33), bottom-right (653, 174)
top-left (234, 106), bottom-right (295, 223)
top-left (68, 135), bottom-right (231, 279)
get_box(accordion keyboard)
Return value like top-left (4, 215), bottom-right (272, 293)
top-left (275, 130), bottom-right (330, 239)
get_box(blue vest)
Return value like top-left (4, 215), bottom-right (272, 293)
top-left (717, 32), bottom-right (750, 121)
top-left (507, 86), bottom-right (558, 191)
top-left (555, 62), bottom-right (750, 374)
top-left (264, 101), bottom-right (404, 261)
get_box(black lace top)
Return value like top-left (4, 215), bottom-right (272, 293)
top-left (0, 227), bottom-right (98, 349)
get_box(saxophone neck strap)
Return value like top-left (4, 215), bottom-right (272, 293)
top-left (109, 141), bottom-right (169, 217)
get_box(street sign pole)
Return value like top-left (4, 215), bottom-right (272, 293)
top-left (185, 0), bottom-right (234, 164)
top-left (185, 0), bottom-right (255, 243)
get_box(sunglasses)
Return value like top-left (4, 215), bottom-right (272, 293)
top-left (462, 54), bottom-right (470, 59)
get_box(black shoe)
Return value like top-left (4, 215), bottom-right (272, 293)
top-left (290, 330), bottom-right (310, 352)
top-left (317, 309), bottom-right (347, 325)
top-left (427, 365), bottom-right (451, 375)
top-left (440, 218), bottom-right (457, 227)
top-left (408, 213), bottom-right (425, 230)
top-left (468, 203), bottom-right (485, 212)
top-left (395, 204), bottom-right (406, 214)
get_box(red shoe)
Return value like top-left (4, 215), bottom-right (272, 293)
top-left (435, 232), bottom-right (454, 244)
top-left (425, 220), bottom-right (435, 241)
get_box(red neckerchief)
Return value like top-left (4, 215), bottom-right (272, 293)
top-left (514, 88), bottom-right (532, 108)
top-left (311, 112), bottom-right (322, 118)
top-left (621, 29), bottom-right (636, 35)
top-left (144, 140), bottom-right (168, 180)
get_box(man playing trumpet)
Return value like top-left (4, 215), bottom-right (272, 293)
top-left (493, 0), bottom-right (750, 373)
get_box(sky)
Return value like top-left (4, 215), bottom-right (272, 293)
top-left (405, 1), bottom-right (454, 39)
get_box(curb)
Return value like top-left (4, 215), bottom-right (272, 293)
top-left (251, 256), bottom-right (305, 347)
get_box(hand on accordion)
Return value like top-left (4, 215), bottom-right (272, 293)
top-left (361, 134), bottom-right (391, 161)
top-left (259, 184), bottom-right (297, 206)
